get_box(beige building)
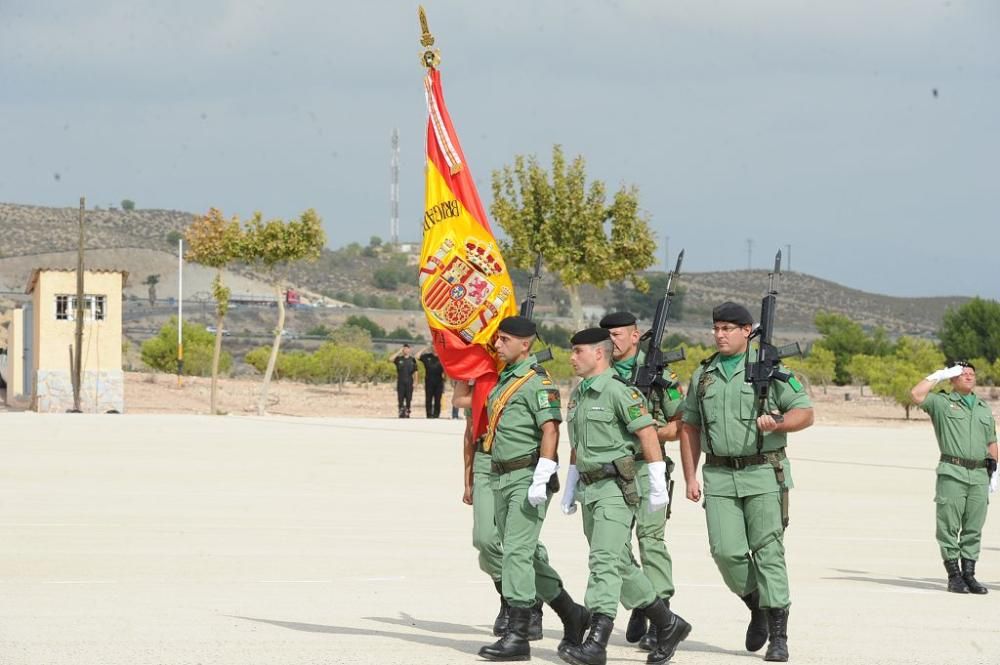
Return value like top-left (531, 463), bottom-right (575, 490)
top-left (20, 269), bottom-right (127, 412)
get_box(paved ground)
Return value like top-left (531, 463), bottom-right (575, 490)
top-left (0, 414), bottom-right (998, 665)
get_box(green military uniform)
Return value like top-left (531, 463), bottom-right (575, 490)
top-left (567, 367), bottom-right (660, 617)
top-left (488, 354), bottom-right (565, 608)
top-left (613, 354), bottom-right (684, 604)
top-left (682, 353), bottom-right (811, 609)
top-left (472, 448), bottom-right (504, 580)
top-left (920, 390), bottom-right (997, 561)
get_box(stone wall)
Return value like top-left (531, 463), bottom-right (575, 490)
top-left (34, 369), bottom-right (124, 413)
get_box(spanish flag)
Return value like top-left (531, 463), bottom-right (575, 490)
top-left (419, 68), bottom-right (517, 438)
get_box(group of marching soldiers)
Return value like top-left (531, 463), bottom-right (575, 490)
top-left (455, 301), bottom-right (998, 664)
top-left (456, 302), bottom-right (814, 664)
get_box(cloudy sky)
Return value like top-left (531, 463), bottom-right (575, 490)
top-left (1, 1), bottom-right (997, 298)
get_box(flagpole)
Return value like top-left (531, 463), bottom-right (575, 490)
top-left (418, 6), bottom-right (441, 70)
top-left (177, 237), bottom-right (183, 386)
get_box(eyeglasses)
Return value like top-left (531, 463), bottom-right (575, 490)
top-left (711, 325), bottom-right (743, 334)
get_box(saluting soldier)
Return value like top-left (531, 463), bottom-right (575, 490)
top-left (478, 315), bottom-right (590, 662)
top-left (560, 327), bottom-right (691, 665)
top-left (679, 303), bottom-right (813, 663)
top-left (599, 311), bottom-right (686, 651)
top-left (910, 361), bottom-right (998, 594)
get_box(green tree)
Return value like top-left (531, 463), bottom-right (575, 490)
top-left (306, 324), bottom-right (333, 338)
top-left (491, 144), bottom-right (657, 329)
top-left (142, 274), bottom-right (160, 307)
top-left (939, 297), bottom-right (1000, 363)
top-left (671, 344), bottom-right (718, 386)
top-left (184, 208), bottom-right (243, 414)
top-left (814, 311), bottom-right (892, 384)
top-left (165, 230), bottom-right (183, 246)
top-left (240, 209), bottom-right (327, 415)
top-left (141, 318), bottom-right (232, 376)
top-left (121, 199), bottom-right (136, 211)
top-left (853, 337), bottom-right (944, 419)
top-left (329, 324), bottom-right (374, 351)
top-left (785, 346), bottom-right (836, 394)
top-left (345, 315), bottom-right (385, 339)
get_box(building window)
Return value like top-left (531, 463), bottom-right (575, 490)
top-left (54, 294), bottom-right (107, 322)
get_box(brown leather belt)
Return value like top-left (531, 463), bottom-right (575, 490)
top-left (704, 449), bottom-right (786, 471)
top-left (939, 454), bottom-right (987, 470)
top-left (491, 452), bottom-right (539, 475)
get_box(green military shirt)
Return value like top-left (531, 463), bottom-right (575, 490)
top-left (682, 354), bottom-right (812, 498)
top-left (567, 367), bottom-right (656, 504)
top-left (487, 355), bottom-right (562, 489)
top-left (920, 390), bottom-right (997, 484)
top-left (613, 352), bottom-right (684, 427)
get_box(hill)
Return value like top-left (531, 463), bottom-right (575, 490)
top-left (0, 202), bottom-right (969, 336)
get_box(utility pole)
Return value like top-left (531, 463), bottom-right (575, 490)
top-left (663, 235), bottom-right (669, 271)
top-left (390, 128), bottom-right (400, 248)
top-left (785, 244), bottom-right (792, 271)
top-left (72, 196), bottom-right (85, 412)
top-left (746, 238), bottom-right (753, 271)
top-left (177, 237), bottom-right (184, 385)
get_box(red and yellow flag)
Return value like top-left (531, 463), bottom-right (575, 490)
top-left (419, 68), bottom-right (517, 438)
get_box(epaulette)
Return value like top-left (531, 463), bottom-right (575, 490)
top-left (701, 352), bottom-right (719, 366)
top-left (612, 374), bottom-right (629, 384)
top-left (531, 363), bottom-right (549, 377)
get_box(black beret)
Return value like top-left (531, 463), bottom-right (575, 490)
top-left (712, 302), bottom-right (753, 326)
top-left (570, 327), bottom-right (611, 345)
top-left (952, 360), bottom-right (976, 371)
top-left (599, 311), bottom-right (637, 329)
top-left (498, 316), bottom-right (537, 337)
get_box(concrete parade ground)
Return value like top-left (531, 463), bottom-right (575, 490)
top-left (0, 414), bottom-right (998, 665)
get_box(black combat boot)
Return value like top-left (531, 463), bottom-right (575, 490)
top-left (479, 605), bottom-right (531, 661)
top-left (528, 600), bottom-right (544, 641)
top-left (637, 599), bottom-right (668, 651)
top-left (625, 607), bottom-right (647, 643)
top-left (961, 558), bottom-right (989, 595)
top-left (643, 597), bottom-right (691, 665)
top-left (945, 559), bottom-right (970, 593)
top-left (763, 608), bottom-right (789, 662)
top-left (548, 589), bottom-right (591, 652)
top-left (637, 623), bottom-right (657, 651)
top-left (741, 590), bottom-right (769, 652)
top-left (493, 580), bottom-right (510, 636)
top-left (559, 613), bottom-right (613, 665)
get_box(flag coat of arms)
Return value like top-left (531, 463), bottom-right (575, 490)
top-left (419, 68), bottom-right (517, 438)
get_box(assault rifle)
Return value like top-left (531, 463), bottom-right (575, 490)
top-left (630, 250), bottom-right (687, 397)
top-left (745, 249), bottom-right (802, 528)
top-left (519, 253), bottom-right (552, 363)
top-left (744, 250), bottom-right (802, 414)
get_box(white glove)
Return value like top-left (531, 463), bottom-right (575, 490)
top-left (561, 465), bottom-right (580, 514)
top-left (528, 457), bottom-right (559, 507)
top-left (926, 366), bottom-right (963, 383)
top-left (647, 461), bottom-right (669, 512)
top-left (990, 471), bottom-right (998, 495)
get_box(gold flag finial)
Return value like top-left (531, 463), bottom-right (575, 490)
top-left (418, 6), bottom-right (441, 69)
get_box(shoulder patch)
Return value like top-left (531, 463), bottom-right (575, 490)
top-left (537, 389), bottom-right (561, 409)
top-left (667, 386), bottom-right (681, 401)
top-left (627, 402), bottom-right (648, 420)
top-left (788, 375), bottom-right (803, 393)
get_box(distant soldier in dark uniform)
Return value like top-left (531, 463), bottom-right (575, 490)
top-left (390, 344), bottom-right (418, 418)
top-left (419, 347), bottom-right (446, 418)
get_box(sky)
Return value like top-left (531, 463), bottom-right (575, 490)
top-left (1, 1), bottom-right (997, 298)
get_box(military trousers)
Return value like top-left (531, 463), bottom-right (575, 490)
top-left (935, 474), bottom-right (989, 561)
top-left (472, 452), bottom-right (503, 580)
top-left (705, 492), bottom-right (789, 609)
top-left (582, 493), bottom-right (656, 618)
top-left (624, 463), bottom-right (674, 601)
top-left (494, 474), bottom-right (564, 608)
